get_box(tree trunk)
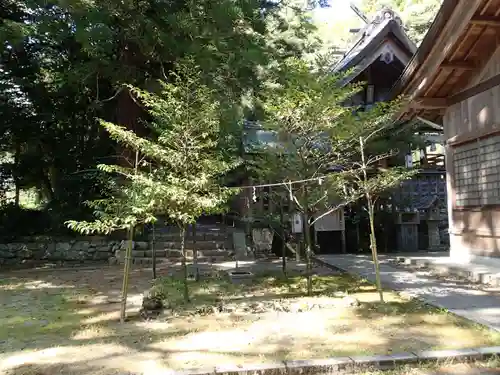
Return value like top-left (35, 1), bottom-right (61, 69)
top-left (295, 233), bottom-right (301, 262)
top-left (192, 224), bottom-right (199, 282)
top-left (151, 223), bottom-right (156, 280)
top-left (14, 141), bottom-right (20, 207)
top-left (280, 204), bottom-right (287, 276)
top-left (355, 221), bottom-right (360, 251)
top-left (303, 210), bottom-right (313, 296)
top-left (360, 136), bottom-right (383, 303)
top-left (180, 224), bottom-right (189, 302)
top-left (245, 195), bottom-right (254, 258)
top-left (120, 226), bottom-right (134, 323)
top-left (302, 188), bottom-right (313, 296)
top-left (367, 199), bottom-right (384, 302)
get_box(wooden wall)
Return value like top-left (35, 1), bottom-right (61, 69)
top-left (444, 46), bottom-right (500, 143)
top-left (444, 45), bottom-right (500, 259)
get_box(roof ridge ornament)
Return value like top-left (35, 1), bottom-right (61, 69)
top-left (373, 7), bottom-right (403, 27)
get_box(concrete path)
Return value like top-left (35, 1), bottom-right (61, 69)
top-left (391, 252), bottom-right (500, 286)
top-left (316, 254), bottom-right (500, 332)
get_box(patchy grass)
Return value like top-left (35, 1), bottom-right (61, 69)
top-left (1, 263), bottom-right (500, 375)
top-left (148, 270), bottom-right (371, 312)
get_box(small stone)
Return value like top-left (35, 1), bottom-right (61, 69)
top-left (341, 296), bottom-right (360, 307)
top-left (55, 242), bottom-right (71, 253)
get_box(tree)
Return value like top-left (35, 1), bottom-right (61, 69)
top-left (66, 149), bottom-right (158, 322)
top-left (69, 61), bottom-right (239, 306)
top-left (0, 0), bottom-right (324, 232)
top-left (348, 130), bottom-right (416, 302)
top-left (127, 62), bottom-right (240, 301)
top-left (254, 58), bottom-right (414, 296)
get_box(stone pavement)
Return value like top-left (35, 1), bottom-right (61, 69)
top-left (315, 254), bottom-right (500, 332)
top-left (392, 253), bottom-right (500, 287)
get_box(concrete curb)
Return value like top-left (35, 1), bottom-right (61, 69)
top-left (312, 255), bottom-right (350, 274)
top-left (396, 257), bottom-right (500, 287)
top-left (176, 347), bottom-right (500, 375)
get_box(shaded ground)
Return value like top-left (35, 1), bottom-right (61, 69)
top-left (1, 260), bottom-right (500, 375)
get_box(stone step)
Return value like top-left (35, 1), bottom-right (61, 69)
top-left (131, 249), bottom-right (230, 258)
top-left (150, 232), bottom-right (230, 241)
top-left (132, 249), bottom-right (182, 258)
top-left (131, 254), bottom-right (230, 266)
top-left (150, 240), bottom-right (228, 250)
top-left (395, 256), bottom-right (500, 287)
top-left (184, 249), bottom-right (231, 258)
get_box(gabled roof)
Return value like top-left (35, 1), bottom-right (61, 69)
top-left (333, 8), bottom-right (416, 84)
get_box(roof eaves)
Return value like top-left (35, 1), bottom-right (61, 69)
top-left (390, 0), bottom-right (459, 98)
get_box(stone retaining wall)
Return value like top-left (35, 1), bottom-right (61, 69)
top-left (0, 237), bottom-right (151, 267)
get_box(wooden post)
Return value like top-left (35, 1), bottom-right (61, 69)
top-left (280, 202), bottom-right (286, 275)
top-left (151, 223), bottom-right (156, 279)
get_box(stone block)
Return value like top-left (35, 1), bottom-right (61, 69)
top-left (0, 244), bottom-right (16, 259)
top-left (71, 241), bottom-right (91, 252)
top-left (135, 241), bottom-right (149, 250)
top-left (26, 242), bottom-right (47, 252)
top-left (55, 242), bottom-right (71, 253)
top-left (285, 357), bottom-right (355, 374)
top-left (390, 352), bottom-right (419, 364)
top-left (216, 362), bottom-right (286, 375)
top-left (132, 250), bottom-right (145, 258)
top-left (93, 252), bottom-right (110, 261)
top-left (65, 251), bottom-right (86, 261)
top-left (177, 367), bottom-right (215, 375)
top-left (95, 245), bottom-right (110, 253)
top-left (415, 348), bottom-right (481, 362)
top-left (17, 244), bottom-right (33, 259)
top-left (154, 250), bottom-right (166, 257)
top-left (42, 242), bottom-right (55, 259)
top-left (227, 270), bottom-right (254, 285)
top-left (350, 354), bottom-right (396, 369)
top-left (475, 346), bottom-right (500, 358)
top-left (166, 249), bottom-right (182, 258)
top-left (157, 241), bottom-right (176, 249)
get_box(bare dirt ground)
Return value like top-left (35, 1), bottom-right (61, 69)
top-left (1, 260), bottom-right (500, 375)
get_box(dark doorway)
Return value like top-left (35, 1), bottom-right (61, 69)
top-left (316, 231), bottom-right (342, 254)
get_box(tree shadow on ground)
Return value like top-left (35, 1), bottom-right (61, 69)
top-left (1, 262), bottom-right (499, 375)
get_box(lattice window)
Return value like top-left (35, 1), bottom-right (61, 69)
top-left (454, 136), bottom-right (500, 207)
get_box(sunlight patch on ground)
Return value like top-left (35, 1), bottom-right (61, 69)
top-left (1, 264), bottom-right (500, 374)
top-left (0, 344), bottom-right (173, 375)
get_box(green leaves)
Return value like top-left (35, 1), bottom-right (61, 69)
top-left (252, 56), bottom-right (414, 219)
top-left (66, 61), bottom-right (240, 235)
